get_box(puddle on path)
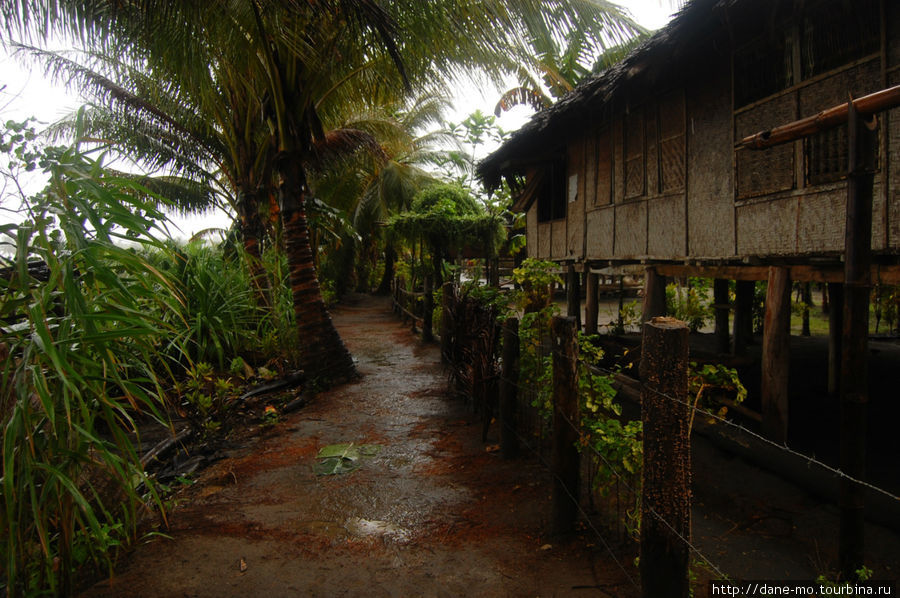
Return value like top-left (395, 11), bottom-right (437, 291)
top-left (293, 518), bottom-right (410, 543)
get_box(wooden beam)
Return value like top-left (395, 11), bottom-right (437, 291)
top-left (654, 263), bottom-right (900, 285)
top-left (739, 84), bottom-right (900, 150)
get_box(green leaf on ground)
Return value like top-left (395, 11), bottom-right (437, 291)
top-left (314, 443), bottom-right (381, 476)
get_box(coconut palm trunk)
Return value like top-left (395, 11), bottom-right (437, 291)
top-left (236, 188), bottom-right (272, 310)
top-left (277, 152), bottom-right (356, 382)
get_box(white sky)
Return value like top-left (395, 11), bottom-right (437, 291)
top-left (0, 1), bottom-right (676, 238)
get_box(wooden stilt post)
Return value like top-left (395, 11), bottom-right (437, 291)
top-left (551, 316), bottom-right (579, 534)
top-left (839, 100), bottom-right (877, 578)
top-left (801, 282), bottom-right (812, 336)
top-left (585, 271), bottom-right (599, 335)
top-left (641, 267), bottom-right (667, 324)
top-left (617, 276), bottom-right (626, 332)
top-left (499, 318), bottom-right (520, 459)
top-left (761, 266), bottom-right (791, 444)
top-left (733, 280), bottom-right (754, 355)
top-left (422, 275), bottom-right (434, 342)
top-left (566, 263), bottom-right (581, 330)
top-left (713, 279), bottom-right (730, 354)
top-left (441, 282), bottom-right (455, 363)
top-left (640, 316), bottom-right (691, 598)
top-left (827, 282), bottom-right (844, 397)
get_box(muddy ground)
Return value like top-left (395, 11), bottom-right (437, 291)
top-left (81, 295), bottom-right (899, 597)
top-left (82, 296), bottom-right (638, 597)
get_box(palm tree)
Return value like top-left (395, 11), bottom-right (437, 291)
top-left (4, 0), bottom-right (649, 385)
top-left (494, 1), bottom-right (648, 115)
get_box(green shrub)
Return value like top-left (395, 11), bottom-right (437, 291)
top-left (1, 122), bottom-right (180, 595)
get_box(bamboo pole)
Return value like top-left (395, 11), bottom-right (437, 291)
top-left (739, 84), bottom-right (900, 149)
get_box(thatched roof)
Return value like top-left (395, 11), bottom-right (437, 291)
top-left (478, 0), bottom-right (744, 192)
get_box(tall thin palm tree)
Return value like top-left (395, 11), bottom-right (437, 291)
top-left (4, 0), bottom-right (649, 384)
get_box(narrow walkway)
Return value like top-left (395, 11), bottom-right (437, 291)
top-left (83, 295), bottom-right (636, 597)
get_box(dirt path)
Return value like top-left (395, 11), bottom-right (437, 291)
top-left (83, 295), bottom-right (636, 598)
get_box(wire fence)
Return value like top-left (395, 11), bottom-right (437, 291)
top-left (393, 278), bottom-right (900, 596)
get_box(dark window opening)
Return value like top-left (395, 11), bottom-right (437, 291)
top-left (537, 160), bottom-right (566, 222)
top-left (801, 0), bottom-right (880, 79)
top-left (735, 32), bottom-right (794, 107)
top-left (624, 109), bottom-right (645, 199)
top-left (806, 124), bottom-right (847, 185)
top-left (806, 122), bottom-right (880, 186)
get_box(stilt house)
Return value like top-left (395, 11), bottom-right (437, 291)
top-left (478, 0), bottom-right (900, 445)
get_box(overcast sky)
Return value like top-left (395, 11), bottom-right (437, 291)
top-left (0, 1), bottom-right (677, 237)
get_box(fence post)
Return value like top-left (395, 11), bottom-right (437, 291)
top-left (499, 317), bottom-right (520, 459)
top-left (551, 316), bottom-right (579, 534)
top-left (441, 282), bottom-right (454, 363)
top-left (639, 316), bottom-right (690, 598)
top-left (423, 275), bottom-right (434, 341)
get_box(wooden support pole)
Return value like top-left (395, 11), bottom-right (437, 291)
top-left (761, 266), bottom-right (791, 444)
top-left (617, 276), bottom-right (626, 332)
top-left (733, 280), bottom-right (754, 355)
top-left (422, 275), bottom-right (434, 342)
top-left (566, 263), bottom-right (581, 330)
top-left (713, 279), bottom-right (730, 354)
top-left (839, 101), bottom-right (877, 578)
top-left (801, 282), bottom-right (812, 336)
top-left (499, 318), bottom-right (520, 459)
top-left (640, 317), bottom-right (691, 598)
top-left (441, 282), bottom-right (455, 363)
top-left (551, 316), bottom-right (579, 534)
top-left (827, 282), bottom-right (844, 397)
top-left (585, 272), bottom-right (600, 335)
top-left (641, 267), bottom-right (667, 324)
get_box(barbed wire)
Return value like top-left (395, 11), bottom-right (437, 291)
top-left (497, 406), bottom-right (642, 591)
top-left (400, 295), bottom-right (900, 596)
top-left (445, 307), bottom-right (900, 504)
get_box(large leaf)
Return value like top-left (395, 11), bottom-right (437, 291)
top-left (314, 442), bottom-right (380, 476)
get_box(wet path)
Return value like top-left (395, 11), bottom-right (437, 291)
top-left (84, 295), bottom-right (636, 597)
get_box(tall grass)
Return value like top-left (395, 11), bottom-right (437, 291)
top-left (0, 132), bottom-right (182, 595)
top-left (149, 241), bottom-right (262, 370)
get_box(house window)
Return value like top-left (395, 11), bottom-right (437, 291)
top-left (537, 160), bottom-right (567, 222)
top-left (806, 124), bottom-right (847, 185)
top-left (801, 0), bottom-right (879, 79)
top-left (734, 32), bottom-right (794, 108)
top-left (624, 109), bottom-right (645, 199)
top-left (658, 92), bottom-right (686, 194)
